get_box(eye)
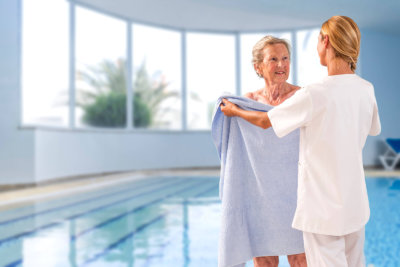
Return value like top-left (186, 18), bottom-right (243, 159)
top-left (283, 56), bottom-right (289, 61)
top-left (270, 57), bottom-right (277, 61)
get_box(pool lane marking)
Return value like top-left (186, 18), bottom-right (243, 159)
top-left (195, 184), bottom-right (219, 197)
top-left (65, 179), bottom-right (188, 220)
top-left (80, 213), bottom-right (167, 267)
top-left (1, 180), bottom-right (204, 267)
top-left (0, 174), bottom-right (176, 210)
top-left (4, 215), bottom-right (167, 267)
top-left (142, 184), bottom-right (219, 267)
top-left (4, 259), bottom-right (21, 267)
top-left (79, 183), bottom-right (218, 267)
top-left (0, 177), bottom-right (171, 226)
top-left (0, 178), bottom-right (190, 248)
top-left (71, 180), bottom-right (208, 240)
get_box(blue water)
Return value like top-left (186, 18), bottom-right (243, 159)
top-left (0, 176), bottom-right (398, 267)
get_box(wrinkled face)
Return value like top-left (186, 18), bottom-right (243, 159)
top-left (256, 43), bottom-right (290, 83)
top-left (317, 33), bottom-right (327, 66)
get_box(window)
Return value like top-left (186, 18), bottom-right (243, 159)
top-left (240, 32), bottom-right (293, 95)
top-left (296, 29), bottom-right (327, 86)
top-left (186, 33), bottom-right (236, 130)
top-left (21, 1), bottom-right (323, 132)
top-left (75, 7), bottom-right (127, 128)
top-left (22, 0), bottom-right (69, 127)
top-left (132, 24), bottom-right (182, 129)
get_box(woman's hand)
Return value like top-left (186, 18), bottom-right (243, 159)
top-left (220, 99), bottom-right (239, 117)
top-left (220, 98), bottom-right (272, 129)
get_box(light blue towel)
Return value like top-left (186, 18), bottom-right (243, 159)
top-left (212, 94), bottom-right (304, 267)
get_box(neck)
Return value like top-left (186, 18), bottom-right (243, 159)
top-left (263, 81), bottom-right (291, 104)
top-left (326, 53), bottom-right (354, 76)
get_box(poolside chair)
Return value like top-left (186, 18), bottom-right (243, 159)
top-left (379, 138), bottom-right (400, 171)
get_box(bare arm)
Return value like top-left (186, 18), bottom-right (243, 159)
top-left (220, 98), bottom-right (272, 129)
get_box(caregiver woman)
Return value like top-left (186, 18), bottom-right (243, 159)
top-left (220, 15), bottom-right (381, 267)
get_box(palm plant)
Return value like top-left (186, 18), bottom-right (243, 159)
top-left (132, 63), bottom-right (179, 127)
top-left (77, 58), bottom-right (178, 128)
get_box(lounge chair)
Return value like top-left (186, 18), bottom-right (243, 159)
top-left (379, 138), bottom-right (400, 171)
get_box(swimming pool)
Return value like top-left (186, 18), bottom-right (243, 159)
top-left (0, 176), bottom-right (398, 267)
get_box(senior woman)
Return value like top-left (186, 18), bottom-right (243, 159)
top-left (220, 16), bottom-right (381, 267)
top-left (246, 36), bottom-right (307, 267)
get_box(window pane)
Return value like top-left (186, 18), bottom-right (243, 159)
top-left (187, 33), bottom-right (236, 130)
top-left (22, 0), bottom-right (69, 127)
top-left (132, 24), bottom-right (182, 129)
top-left (75, 7), bottom-right (126, 128)
top-left (296, 29), bottom-right (327, 86)
top-left (240, 32), bottom-right (293, 95)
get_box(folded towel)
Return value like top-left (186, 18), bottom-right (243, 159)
top-left (212, 94), bottom-right (304, 267)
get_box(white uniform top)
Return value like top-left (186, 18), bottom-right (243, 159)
top-left (268, 74), bottom-right (381, 236)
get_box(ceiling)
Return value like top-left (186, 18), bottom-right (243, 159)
top-left (76, 0), bottom-right (400, 34)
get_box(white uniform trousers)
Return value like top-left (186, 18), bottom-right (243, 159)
top-left (303, 227), bottom-right (366, 267)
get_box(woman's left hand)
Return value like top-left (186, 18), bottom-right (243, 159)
top-left (220, 99), bottom-right (239, 117)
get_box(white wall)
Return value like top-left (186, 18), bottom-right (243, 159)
top-left (35, 129), bottom-right (219, 182)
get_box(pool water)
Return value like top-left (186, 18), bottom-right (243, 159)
top-left (0, 176), bottom-right (398, 267)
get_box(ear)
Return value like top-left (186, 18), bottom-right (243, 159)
top-left (323, 35), bottom-right (329, 48)
top-left (254, 63), bottom-right (260, 73)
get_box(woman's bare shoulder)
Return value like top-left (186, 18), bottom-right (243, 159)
top-left (288, 84), bottom-right (301, 95)
top-left (282, 84), bottom-right (302, 100)
top-left (289, 83), bottom-right (301, 92)
top-left (244, 91), bottom-right (255, 99)
top-left (245, 88), bottom-right (264, 99)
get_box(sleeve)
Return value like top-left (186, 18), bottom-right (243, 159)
top-left (369, 98), bottom-right (381, 136)
top-left (268, 88), bottom-right (313, 138)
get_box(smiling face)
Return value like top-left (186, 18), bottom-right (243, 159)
top-left (255, 43), bottom-right (290, 84)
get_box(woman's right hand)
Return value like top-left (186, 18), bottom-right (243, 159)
top-left (220, 99), bottom-right (239, 117)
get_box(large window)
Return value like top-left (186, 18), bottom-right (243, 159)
top-left (186, 33), bottom-right (236, 130)
top-left (22, 0), bottom-right (69, 127)
top-left (21, 2), bottom-right (326, 131)
top-left (132, 24), bottom-right (182, 129)
top-left (296, 29), bottom-right (327, 86)
top-left (75, 7), bottom-right (127, 128)
top-left (240, 32), bottom-right (293, 95)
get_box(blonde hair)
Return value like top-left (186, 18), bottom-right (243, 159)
top-left (321, 16), bottom-right (361, 72)
top-left (252, 35), bottom-right (291, 77)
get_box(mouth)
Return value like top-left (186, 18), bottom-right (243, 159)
top-left (275, 71), bottom-right (286, 75)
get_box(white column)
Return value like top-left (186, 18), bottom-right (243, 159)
top-left (291, 30), bottom-right (298, 86)
top-left (235, 32), bottom-right (241, 96)
top-left (69, 2), bottom-right (76, 128)
top-left (181, 30), bottom-right (187, 130)
top-left (126, 22), bottom-right (133, 129)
